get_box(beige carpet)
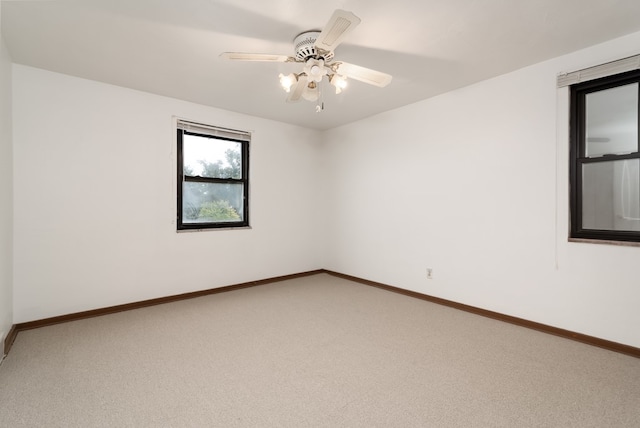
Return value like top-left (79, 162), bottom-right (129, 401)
top-left (1, 273), bottom-right (639, 427)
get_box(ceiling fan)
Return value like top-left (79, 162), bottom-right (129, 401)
top-left (220, 9), bottom-right (392, 109)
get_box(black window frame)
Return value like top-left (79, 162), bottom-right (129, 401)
top-left (177, 126), bottom-right (250, 231)
top-left (570, 69), bottom-right (640, 242)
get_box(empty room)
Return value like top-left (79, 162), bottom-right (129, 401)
top-left (1, 1), bottom-right (640, 426)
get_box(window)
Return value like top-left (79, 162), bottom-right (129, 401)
top-left (177, 120), bottom-right (250, 230)
top-left (570, 70), bottom-right (640, 242)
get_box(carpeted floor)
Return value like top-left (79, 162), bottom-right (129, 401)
top-left (1, 273), bottom-right (639, 427)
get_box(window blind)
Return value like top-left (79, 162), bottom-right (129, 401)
top-left (176, 119), bottom-right (251, 142)
top-left (557, 54), bottom-right (640, 87)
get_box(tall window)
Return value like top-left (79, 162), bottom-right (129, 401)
top-left (570, 70), bottom-right (640, 242)
top-left (177, 120), bottom-right (250, 230)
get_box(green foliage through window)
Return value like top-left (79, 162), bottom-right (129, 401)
top-left (198, 200), bottom-right (241, 221)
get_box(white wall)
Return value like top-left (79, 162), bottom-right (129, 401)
top-left (0, 6), bottom-right (14, 351)
top-left (322, 31), bottom-right (640, 348)
top-left (12, 65), bottom-right (323, 323)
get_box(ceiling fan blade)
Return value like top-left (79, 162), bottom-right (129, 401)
top-left (314, 10), bottom-right (361, 53)
top-left (287, 75), bottom-right (308, 102)
top-left (220, 52), bottom-right (293, 62)
top-left (335, 62), bottom-right (392, 87)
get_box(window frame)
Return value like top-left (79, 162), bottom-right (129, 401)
top-left (176, 126), bottom-right (250, 231)
top-left (569, 69), bottom-right (640, 242)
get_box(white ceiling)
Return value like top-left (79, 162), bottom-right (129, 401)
top-left (3, 0), bottom-right (640, 130)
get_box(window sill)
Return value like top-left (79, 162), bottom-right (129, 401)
top-left (568, 237), bottom-right (640, 248)
top-left (177, 226), bottom-right (252, 233)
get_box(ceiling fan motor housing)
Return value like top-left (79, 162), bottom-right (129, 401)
top-left (294, 31), bottom-right (334, 62)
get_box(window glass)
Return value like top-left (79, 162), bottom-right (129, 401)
top-left (183, 134), bottom-right (242, 179)
top-left (582, 159), bottom-right (640, 231)
top-left (182, 182), bottom-right (244, 224)
top-left (585, 83), bottom-right (638, 157)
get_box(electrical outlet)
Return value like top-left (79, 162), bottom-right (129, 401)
top-left (426, 268), bottom-right (433, 279)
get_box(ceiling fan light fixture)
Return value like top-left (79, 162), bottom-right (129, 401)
top-left (330, 74), bottom-right (348, 94)
top-left (302, 81), bottom-right (320, 101)
top-left (278, 73), bottom-right (296, 92)
top-left (304, 58), bottom-right (327, 83)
